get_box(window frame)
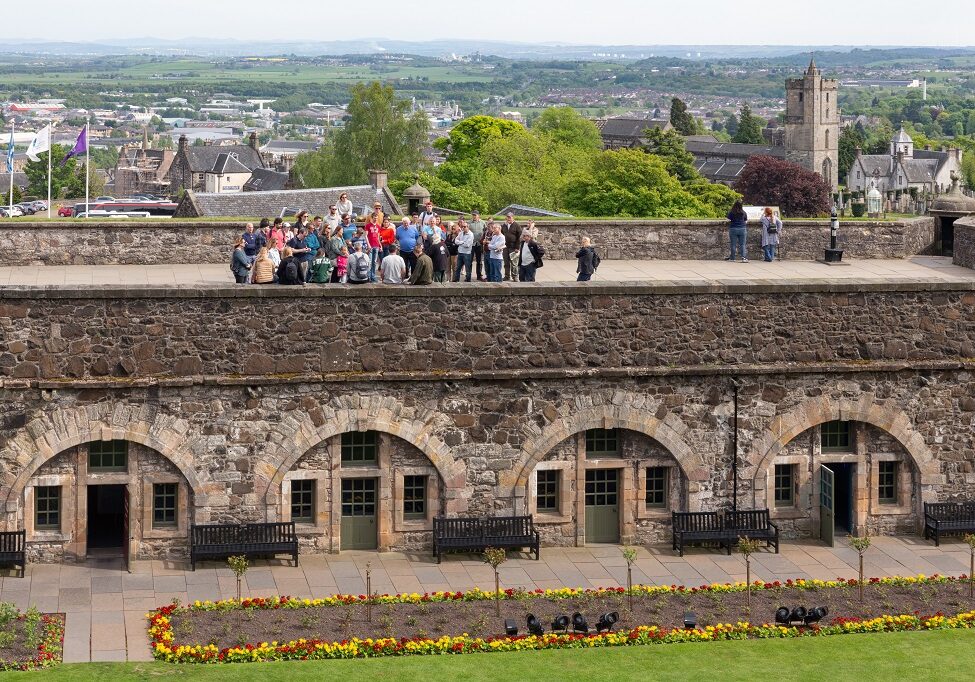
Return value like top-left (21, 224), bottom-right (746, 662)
top-left (585, 428), bottom-right (620, 458)
top-left (645, 466), bottom-right (669, 509)
top-left (88, 440), bottom-right (129, 472)
top-left (403, 475), bottom-right (428, 521)
top-left (152, 482), bottom-right (178, 529)
top-left (536, 469), bottom-right (560, 514)
top-left (341, 431), bottom-right (378, 466)
top-left (878, 461), bottom-right (898, 505)
top-left (820, 421), bottom-right (853, 452)
top-left (773, 464), bottom-right (795, 508)
top-left (34, 485), bottom-right (61, 531)
top-left (290, 478), bottom-right (316, 524)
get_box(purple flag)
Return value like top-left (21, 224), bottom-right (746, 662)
top-left (61, 126), bottom-right (88, 166)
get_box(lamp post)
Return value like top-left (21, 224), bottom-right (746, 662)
top-left (824, 206), bottom-right (844, 263)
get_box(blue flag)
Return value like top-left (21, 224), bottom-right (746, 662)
top-left (4, 129), bottom-right (12, 174)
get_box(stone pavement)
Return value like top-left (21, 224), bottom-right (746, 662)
top-left (0, 257), bottom-right (972, 287)
top-left (2, 535), bottom-right (973, 663)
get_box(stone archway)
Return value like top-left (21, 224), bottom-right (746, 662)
top-left (258, 394), bottom-right (465, 516)
top-left (747, 394), bottom-right (940, 507)
top-left (507, 391), bottom-right (704, 503)
top-left (0, 403), bottom-right (206, 530)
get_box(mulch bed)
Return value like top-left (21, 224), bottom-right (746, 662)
top-left (169, 579), bottom-right (975, 650)
top-left (0, 609), bottom-right (64, 671)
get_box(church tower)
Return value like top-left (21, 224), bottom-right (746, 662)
top-left (784, 58), bottom-right (839, 191)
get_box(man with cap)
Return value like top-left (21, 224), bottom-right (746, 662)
top-left (501, 212), bottom-right (522, 281)
top-left (468, 210), bottom-right (487, 281)
top-left (395, 216), bottom-right (421, 276)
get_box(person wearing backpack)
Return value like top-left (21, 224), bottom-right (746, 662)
top-left (760, 206), bottom-right (783, 262)
top-left (576, 237), bottom-right (599, 282)
top-left (231, 238), bottom-right (251, 284)
top-left (309, 247), bottom-right (334, 284)
top-left (277, 246), bottom-right (304, 286)
top-left (347, 241), bottom-right (372, 285)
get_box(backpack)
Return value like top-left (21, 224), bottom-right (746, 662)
top-left (766, 217), bottom-right (778, 234)
top-left (284, 259), bottom-right (300, 284)
top-left (353, 253), bottom-right (371, 281)
top-left (592, 250), bottom-right (601, 271)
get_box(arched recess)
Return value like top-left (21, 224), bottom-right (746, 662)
top-left (258, 395), bottom-right (465, 516)
top-left (508, 392), bottom-right (704, 502)
top-left (1, 403), bottom-right (205, 529)
top-left (747, 394), bottom-right (939, 505)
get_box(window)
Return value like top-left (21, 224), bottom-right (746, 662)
top-left (774, 464), bottom-right (794, 507)
top-left (878, 462), bottom-right (898, 505)
top-left (152, 483), bottom-right (178, 528)
top-left (88, 440), bottom-right (128, 471)
top-left (821, 421), bottom-right (853, 452)
top-left (645, 467), bottom-right (669, 509)
top-left (35, 486), bottom-right (61, 530)
top-left (341, 431), bottom-right (378, 465)
top-left (585, 429), bottom-right (619, 458)
top-left (403, 475), bottom-right (427, 520)
top-left (536, 470), bottom-right (560, 513)
top-left (290, 479), bottom-right (315, 523)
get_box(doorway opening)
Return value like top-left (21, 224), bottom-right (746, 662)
top-left (830, 464), bottom-right (856, 533)
top-left (87, 485), bottom-right (127, 554)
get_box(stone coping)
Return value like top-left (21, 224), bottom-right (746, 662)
top-left (2, 277), bottom-right (974, 299)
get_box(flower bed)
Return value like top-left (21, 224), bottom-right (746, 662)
top-left (147, 575), bottom-right (975, 664)
top-left (0, 607), bottom-right (64, 671)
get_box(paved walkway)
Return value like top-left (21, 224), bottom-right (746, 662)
top-left (0, 257), bottom-right (972, 287)
top-left (2, 535), bottom-right (972, 663)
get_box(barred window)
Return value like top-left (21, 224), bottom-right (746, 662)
top-left (585, 429), bottom-right (619, 458)
top-left (341, 431), bottom-right (378, 465)
top-left (536, 470), bottom-right (560, 513)
top-left (403, 475), bottom-right (427, 520)
top-left (878, 462), bottom-right (898, 505)
top-left (774, 464), bottom-right (794, 507)
top-left (35, 486), bottom-right (61, 531)
top-left (152, 483), bottom-right (178, 528)
top-left (645, 467), bottom-right (669, 509)
top-left (291, 479), bottom-right (315, 523)
top-left (88, 440), bottom-right (128, 471)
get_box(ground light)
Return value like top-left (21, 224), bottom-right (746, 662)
top-left (804, 606), bottom-right (829, 625)
top-left (596, 612), bottom-right (619, 633)
top-left (527, 614), bottom-right (544, 636)
top-left (775, 606), bottom-right (791, 625)
top-left (504, 619), bottom-right (518, 636)
top-left (572, 612), bottom-right (589, 634)
top-left (551, 615), bottom-right (569, 632)
top-left (683, 612), bottom-right (697, 629)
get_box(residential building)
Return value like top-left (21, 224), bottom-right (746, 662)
top-left (166, 133), bottom-right (265, 193)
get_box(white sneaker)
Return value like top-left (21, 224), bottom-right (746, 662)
top-left (740, 258), bottom-right (749, 263)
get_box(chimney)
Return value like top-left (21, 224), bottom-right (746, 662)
top-left (855, 146), bottom-right (862, 158)
top-left (368, 169), bottom-right (388, 190)
top-left (178, 134), bottom-right (188, 153)
top-left (248, 132), bottom-right (259, 151)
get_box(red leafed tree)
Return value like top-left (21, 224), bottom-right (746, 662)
top-left (733, 155), bottom-right (832, 217)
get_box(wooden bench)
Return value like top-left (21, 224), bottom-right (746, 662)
top-left (923, 502), bottom-right (975, 546)
top-left (672, 512), bottom-right (727, 557)
top-left (433, 515), bottom-right (540, 564)
top-left (190, 522), bottom-right (298, 570)
top-left (725, 509), bottom-right (780, 554)
top-left (0, 530), bottom-right (26, 578)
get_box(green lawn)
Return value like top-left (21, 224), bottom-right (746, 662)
top-left (19, 629), bottom-right (975, 681)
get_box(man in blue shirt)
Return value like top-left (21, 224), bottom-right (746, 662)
top-left (395, 217), bottom-right (420, 276)
top-left (303, 226), bottom-right (321, 282)
top-left (341, 214), bottom-right (357, 244)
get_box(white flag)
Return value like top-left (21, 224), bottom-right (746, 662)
top-left (25, 124), bottom-right (51, 162)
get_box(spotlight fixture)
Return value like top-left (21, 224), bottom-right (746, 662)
top-left (774, 606), bottom-right (791, 625)
top-left (527, 614), bottom-right (544, 636)
top-left (683, 611), bottom-right (697, 630)
top-left (551, 615), bottom-right (569, 632)
top-left (803, 606), bottom-right (829, 625)
top-left (596, 612), bottom-right (619, 633)
top-left (789, 607), bottom-right (807, 625)
top-left (504, 619), bottom-right (518, 636)
top-left (571, 612), bottom-right (589, 634)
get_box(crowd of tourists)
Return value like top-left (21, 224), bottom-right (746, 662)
top-left (231, 198), bottom-right (601, 286)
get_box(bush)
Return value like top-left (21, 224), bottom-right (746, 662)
top-left (851, 202), bottom-right (866, 217)
top-left (733, 156), bottom-right (832, 217)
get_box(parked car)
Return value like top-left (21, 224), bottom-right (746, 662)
top-left (15, 203), bottom-right (36, 215)
top-left (94, 196), bottom-right (115, 202)
top-left (57, 205), bottom-right (73, 217)
top-left (0, 206), bottom-right (24, 217)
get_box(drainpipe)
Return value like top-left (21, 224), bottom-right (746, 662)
top-left (731, 377), bottom-right (741, 513)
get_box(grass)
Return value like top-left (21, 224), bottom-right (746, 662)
top-left (18, 629), bottom-right (975, 681)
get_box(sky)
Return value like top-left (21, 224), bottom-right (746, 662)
top-left (22, 0), bottom-right (975, 45)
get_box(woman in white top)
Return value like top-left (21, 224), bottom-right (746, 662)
top-left (336, 192), bottom-right (354, 218)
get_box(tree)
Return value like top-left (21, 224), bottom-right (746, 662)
top-left (532, 107), bottom-right (602, 150)
top-left (962, 153), bottom-right (975, 191)
top-left (725, 114), bottom-right (739, 138)
top-left (733, 104), bottom-right (764, 144)
top-left (389, 170), bottom-right (488, 213)
top-left (435, 114), bottom-right (525, 164)
top-left (838, 125), bottom-right (865, 184)
top-left (563, 148), bottom-right (719, 218)
top-left (734, 155), bottom-right (832, 217)
top-left (642, 127), bottom-right (699, 183)
top-left (330, 81), bottom-right (429, 186)
top-left (24, 146), bottom-right (79, 199)
top-left (669, 97), bottom-right (696, 136)
top-left (3, 185), bottom-right (23, 205)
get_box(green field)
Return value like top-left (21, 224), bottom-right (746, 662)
top-left (16, 629), bottom-right (975, 681)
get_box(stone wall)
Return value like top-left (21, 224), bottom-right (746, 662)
top-left (0, 217), bottom-right (935, 266)
top-left (1, 280), bottom-right (973, 559)
top-left (954, 216), bottom-right (975, 270)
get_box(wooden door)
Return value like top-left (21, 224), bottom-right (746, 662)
top-left (820, 465), bottom-right (835, 548)
top-left (584, 469), bottom-right (620, 543)
top-left (341, 478), bottom-right (377, 550)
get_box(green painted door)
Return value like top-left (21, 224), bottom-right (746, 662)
top-left (341, 478), bottom-right (377, 550)
top-left (820, 465), bottom-right (835, 548)
top-left (585, 469), bottom-right (620, 543)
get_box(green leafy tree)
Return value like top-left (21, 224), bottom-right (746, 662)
top-left (24, 146), bottom-right (78, 199)
top-left (961, 153), bottom-right (975, 191)
top-left (669, 97), bottom-right (697, 136)
top-left (563, 148), bottom-right (717, 218)
top-left (389, 170), bottom-right (488, 213)
top-left (3, 185), bottom-right (23, 205)
top-left (532, 107), bottom-right (602, 150)
top-left (329, 81), bottom-right (429, 186)
top-left (838, 125), bottom-right (865, 184)
top-left (292, 138), bottom-right (339, 189)
top-left (733, 104), bottom-right (764, 144)
top-left (435, 114), bottom-right (525, 163)
top-left (642, 127), bottom-right (699, 183)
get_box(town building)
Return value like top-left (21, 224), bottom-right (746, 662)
top-left (166, 133), bottom-right (265, 193)
top-left (203, 153), bottom-right (253, 194)
top-left (113, 129), bottom-right (175, 198)
top-left (847, 127), bottom-right (963, 196)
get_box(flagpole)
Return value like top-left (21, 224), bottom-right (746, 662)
top-left (8, 120), bottom-right (13, 215)
top-left (46, 126), bottom-right (52, 218)
top-left (85, 120), bottom-right (90, 220)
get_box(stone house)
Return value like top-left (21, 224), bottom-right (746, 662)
top-left (847, 127), bottom-right (963, 195)
top-left (203, 153), bottom-right (253, 194)
top-left (166, 133), bottom-right (265, 193)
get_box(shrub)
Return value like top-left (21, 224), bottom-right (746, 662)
top-left (733, 155), bottom-right (832, 217)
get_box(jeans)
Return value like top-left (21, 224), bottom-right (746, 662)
top-left (729, 228), bottom-right (747, 260)
top-left (763, 244), bottom-right (777, 261)
top-left (473, 243), bottom-right (484, 278)
top-left (234, 271), bottom-right (248, 284)
top-left (369, 247), bottom-right (381, 282)
top-left (487, 258), bottom-right (503, 282)
top-left (519, 263), bottom-right (537, 282)
top-left (433, 271), bottom-right (445, 283)
top-left (403, 250), bottom-right (417, 276)
top-left (454, 252), bottom-right (473, 281)
top-left (577, 272), bottom-right (592, 282)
